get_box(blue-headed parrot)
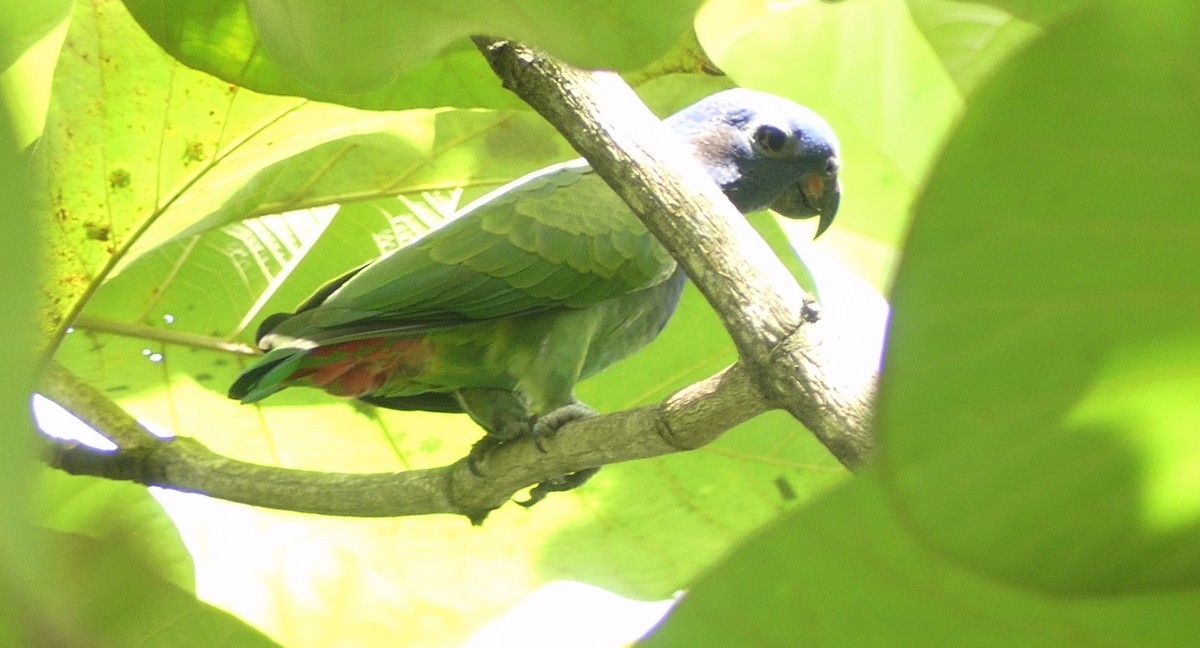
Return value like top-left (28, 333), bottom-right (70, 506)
top-left (229, 89), bottom-right (841, 495)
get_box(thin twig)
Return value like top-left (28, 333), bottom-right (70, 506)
top-left (40, 362), bottom-right (163, 449)
top-left (72, 314), bottom-right (259, 356)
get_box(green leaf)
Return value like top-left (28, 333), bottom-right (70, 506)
top-left (645, 471), bottom-right (1200, 647)
top-left (5, 56), bottom-right (270, 646)
top-left (123, 0), bottom-right (526, 111)
top-left (34, 0), bottom-right (576, 344)
top-left (879, 0), bottom-right (1200, 594)
top-left (148, 109), bottom-right (580, 252)
top-left (905, 0), bottom-right (1039, 96)
top-left (33, 469), bottom-right (195, 590)
top-left (28, 0), bottom-right (312, 338)
top-left (46, 530), bottom-right (281, 647)
top-left (123, 0), bottom-right (704, 109)
top-left (0, 0), bottom-right (70, 70)
top-left (0, 44), bottom-right (51, 645)
top-left (0, 0), bottom-right (71, 145)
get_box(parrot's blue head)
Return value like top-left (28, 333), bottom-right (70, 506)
top-left (666, 88), bottom-right (842, 238)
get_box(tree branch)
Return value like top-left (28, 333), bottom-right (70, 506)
top-left (41, 361), bottom-right (769, 522)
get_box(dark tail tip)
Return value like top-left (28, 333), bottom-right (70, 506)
top-left (228, 358), bottom-right (286, 401)
top-left (255, 313), bottom-right (292, 345)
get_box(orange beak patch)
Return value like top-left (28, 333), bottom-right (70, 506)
top-left (802, 172), bottom-right (825, 201)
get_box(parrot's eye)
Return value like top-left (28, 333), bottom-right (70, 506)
top-left (753, 125), bottom-right (789, 154)
top-left (825, 156), bottom-right (841, 175)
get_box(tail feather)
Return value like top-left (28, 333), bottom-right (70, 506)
top-left (357, 392), bottom-right (463, 413)
top-left (254, 312), bottom-right (293, 345)
top-left (228, 347), bottom-right (307, 403)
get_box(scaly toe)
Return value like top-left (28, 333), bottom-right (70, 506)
top-left (529, 402), bottom-right (598, 450)
top-left (516, 468), bottom-right (601, 508)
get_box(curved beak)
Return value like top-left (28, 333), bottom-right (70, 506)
top-left (769, 170), bottom-right (841, 239)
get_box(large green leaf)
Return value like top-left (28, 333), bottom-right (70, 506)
top-left (880, 0), bottom-right (1200, 593)
top-left (645, 1), bottom-right (1200, 643)
top-left (44, 529), bottom-right (281, 648)
top-left (32, 466), bottom-right (195, 590)
top-left (0, 0), bottom-right (70, 70)
top-left (122, 0), bottom-right (704, 109)
top-left (111, 107), bottom-right (587, 279)
top-left (905, 0), bottom-right (1039, 95)
top-left (645, 470), bottom-right (1200, 647)
top-left (0, 49), bottom-right (52, 645)
top-left (34, 0), bottom-right (458, 342)
top-left (5, 51), bottom-right (277, 646)
top-left (0, 0), bottom-right (70, 145)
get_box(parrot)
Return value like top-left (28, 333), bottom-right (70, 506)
top-left (228, 88), bottom-right (841, 500)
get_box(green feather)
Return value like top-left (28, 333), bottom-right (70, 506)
top-left (313, 164), bottom-right (673, 325)
top-left (228, 347), bottom-right (306, 402)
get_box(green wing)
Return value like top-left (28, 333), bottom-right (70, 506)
top-left (265, 160), bottom-right (676, 345)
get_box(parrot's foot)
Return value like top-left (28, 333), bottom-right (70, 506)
top-left (465, 402), bottom-right (597, 475)
top-left (465, 402), bottom-right (600, 507)
top-left (518, 402), bottom-right (598, 507)
top-left (516, 468), bottom-right (600, 508)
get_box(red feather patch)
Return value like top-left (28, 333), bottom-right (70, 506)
top-left (292, 337), bottom-right (433, 397)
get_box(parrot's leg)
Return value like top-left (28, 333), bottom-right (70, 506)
top-left (456, 388), bottom-right (534, 440)
top-left (457, 390), bottom-right (601, 505)
top-left (457, 388), bottom-right (535, 477)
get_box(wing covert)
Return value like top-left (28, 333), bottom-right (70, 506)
top-left (298, 161), bottom-right (676, 333)
top-left (319, 160), bottom-right (676, 321)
